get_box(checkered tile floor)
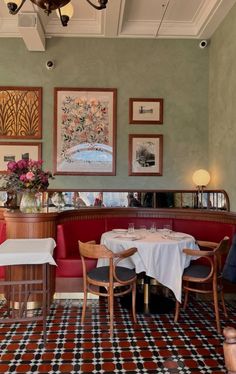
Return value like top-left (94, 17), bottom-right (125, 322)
top-left (0, 297), bottom-right (234, 373)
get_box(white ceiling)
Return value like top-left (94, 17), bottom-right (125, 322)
top-left (0, 0), bottom-right (235, 51)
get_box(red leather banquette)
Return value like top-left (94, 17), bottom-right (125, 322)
top-left (55, 209), bottom-right (236, 280)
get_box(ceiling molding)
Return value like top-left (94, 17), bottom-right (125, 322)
top-left (0, 18), bottom-right (18, 36)
top-left (46, 13), bottom-right (103, 37)
top-left (195, 0), bottom-right (236, 38)
top-left (0, 0), bottom-right (235, 49)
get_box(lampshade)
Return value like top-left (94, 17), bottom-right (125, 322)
top-left (56, 2), bottom-right (74, 26)
top-left (192, 169), bottom-right (211, 187)
top-left (57, 3), bottom-right (74, 19)
top-left (4, 0), bottom-right (21, 4)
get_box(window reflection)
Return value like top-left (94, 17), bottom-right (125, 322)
top-left (47, 191), bottom-right (130, 208)
top-left (1, 190), bottom-right (228, 211)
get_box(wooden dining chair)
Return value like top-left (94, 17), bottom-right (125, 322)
top-left (78, 240), bottom-right (138, 338)
top-left (174, 236), bottom-right (230, 334)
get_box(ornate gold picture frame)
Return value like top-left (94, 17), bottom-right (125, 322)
top-left (0, 87), bottom-right (42, 139)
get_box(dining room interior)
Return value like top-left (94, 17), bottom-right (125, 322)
top-left (1, 0), bottom-right (236, 373)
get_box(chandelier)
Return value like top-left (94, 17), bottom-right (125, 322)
top-left (4, 0), bottom-right (109, 27)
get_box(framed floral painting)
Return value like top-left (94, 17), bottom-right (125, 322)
top-left (128, 134), bottom-right (163, 176)
top-left (54, 88), bottom-right (117, 175)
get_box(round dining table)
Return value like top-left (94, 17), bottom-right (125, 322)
top-left (98, 229), bottom-right (199, 304)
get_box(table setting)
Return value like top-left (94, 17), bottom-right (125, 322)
top-left (99, 224), bottom-right (199, 304)
top-left (110, 224), bottom-right (195, 243)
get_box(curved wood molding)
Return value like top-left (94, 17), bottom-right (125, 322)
top-left (3, 207), bottom-right (236, 240)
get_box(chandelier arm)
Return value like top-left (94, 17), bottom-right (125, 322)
top-left (58, 7), bottom-right (69, 27)
top-left (7, 0), bottom-right (27, 14)
top-left (85, 0), bottom-right (108, 10)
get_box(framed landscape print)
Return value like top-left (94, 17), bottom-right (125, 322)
top-left (129, 98), bottom-right (163, 124)
top-left (54, 87), bottom-right (117, 175)
top-left (0, 142), bottom-right (42, 173)
top-left (0, 87), bottom-right (42, 139)
top-left (129, 134), bottom-right (163, 176)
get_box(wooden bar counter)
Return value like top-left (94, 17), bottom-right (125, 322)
top-left (1, 210), bottom-right (58, 305)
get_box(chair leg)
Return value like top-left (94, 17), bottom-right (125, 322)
top-left (221, 291), bottom-right (229, 318)
top-left (109, 286), bottom-right (114, 338)
top-left (81, 282), bottom-right (88, 324)
top-left (183, 285), bottom-right (189, 310)
top-left (213, 281), bottom-right (221, 334)
top-left (132, 282), bottom-right (137, 323)
top-left (174, 300), bottom-right (180, 322)
top-left (220, 289), bottom-right (228, 318)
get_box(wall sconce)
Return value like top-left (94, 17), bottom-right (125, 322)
top-left (192, 169), bottom-right (211, 208)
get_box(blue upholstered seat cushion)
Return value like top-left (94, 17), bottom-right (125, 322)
top-left (183, 264), bottom-right (211, 279)
top-left (88, 266), bottom-right (136, 282)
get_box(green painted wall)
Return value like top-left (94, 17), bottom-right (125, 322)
top-left (209, 3), bottom-right (236, 211)
top-left (0, 37), bottom-right (208, 191)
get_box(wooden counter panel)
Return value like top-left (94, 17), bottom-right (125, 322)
top-left (4, 211), bottom-right (58, 239)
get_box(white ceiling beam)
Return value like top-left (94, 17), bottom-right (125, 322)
top-left (18, 12), bottom-right (45, 51)
top-left (103, 0), bottom-right (122, 37)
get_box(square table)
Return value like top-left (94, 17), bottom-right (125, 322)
top-left (0, 238), bottom-right (56, 345)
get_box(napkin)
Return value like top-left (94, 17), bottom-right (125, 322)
top-left (164, 232), bottom-right (191, 241)
top-left (114, 235), bottom-right (139, 241)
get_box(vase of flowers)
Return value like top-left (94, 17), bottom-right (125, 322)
top-left (19, 191), bottom-right (42, 213)
top-left (1, 159), bottom-right (54, 213)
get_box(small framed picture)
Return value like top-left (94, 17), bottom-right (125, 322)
top-left (129, 98), bottom-right (163, 124)
top-left (0, 142), bottom-right (42, 173)
top-left (129, 134), bottom-right (163, 176)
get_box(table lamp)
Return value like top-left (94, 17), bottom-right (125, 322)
top-left (192, 169), bottom-right (210, 208)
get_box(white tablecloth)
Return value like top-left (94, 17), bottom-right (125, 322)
top-left (0, 238), bottom-right (57, 266)
top-left (98, 230), bottom-right (199, 302)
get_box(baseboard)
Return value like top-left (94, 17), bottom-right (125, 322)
top-left (54, 292), bottom-right (98, 300)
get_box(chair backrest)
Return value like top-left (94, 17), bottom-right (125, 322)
top-left (214, 236), bottom-right (230, 271)
top-left (79, 240), bottom-right (114, 260)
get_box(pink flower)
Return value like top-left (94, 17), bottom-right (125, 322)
top-left (7, 161), bottom-right (17, 171)
top-left (1, 158), bottom-right (54, 192)
top-left (25, 171), bottom-right (35, 181)
top-left (17, 159), bottom-right (27, 169)
top-left (19, 174), bottom-right (27, 181)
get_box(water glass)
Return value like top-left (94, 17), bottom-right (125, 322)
top-left (139, 225), bottom-right (147, 236)
top-left (128, 223), bottom-right (135, 234)
top-left (163, 224), bottom-right (171, 233)
top-left (150, 222), bottom-right (156, 233)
